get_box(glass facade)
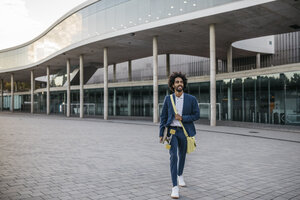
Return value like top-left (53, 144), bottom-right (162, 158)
top-left (34, 93), bottom-right (46, 113)
top-left (86, 54), bottom-right (218, 84)
top-left (108, 86), bottom-right (153, 116)
top-left (0, 0), bottom-right (240, 70)
top-left (2, 70), bottom-right (299, 125)
top-left (84, 89), bottom-right (104, 116)
top-left (1, 94), bottom-right (31, 112)
top-left (50, 91), bottom-right (66, 114)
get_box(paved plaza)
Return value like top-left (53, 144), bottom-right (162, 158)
top-left (0, 113), bottom-right (300, 200)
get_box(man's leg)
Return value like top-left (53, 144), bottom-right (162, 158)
top-left (170, 135), bottom-right (178, 186)
top-left (177, 129), bottom-right (187, 176)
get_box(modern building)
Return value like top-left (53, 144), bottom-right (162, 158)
top-left (0, 0), bottom-right (299, 126)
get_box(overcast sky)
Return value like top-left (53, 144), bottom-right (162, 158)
top-left (0, 0), bottom-right (87, 50)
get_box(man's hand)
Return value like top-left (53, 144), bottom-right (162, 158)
top-left (175, 114), bottom-right (182, 121)
top-left (159, 137), bottom-right (163, 143)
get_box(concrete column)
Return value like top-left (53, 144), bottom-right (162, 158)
top-left (1, 79), bottom-right (3, 111)
top-left (166, 53), bottom-right (170, 78)
top-left (284, 80), bottom-right (287, 125)
top-left (227, 45), bottom-right (233, 73)
top-left (31, 70), bottom-right (34, 114)
top-left (15, 81), bottom-right (18, 92)
top-left (254, 80), bottom-right (257, 122)
top-left (153, 36), bottom-right (158, 123)
top-left (242, 80), bottom-right (245, 122)
top-left (128, 91), bottom-right (132, 116)
top-left (256, 53), bottom-right (261, 69)
top-left (47, 66), bottom-right (50, 115)
top-left (113, 63), bottom-right (116, 82)
top-left (80, 55), bottom-right (84, 118)
top-left (113, 89), bottom-right (116, 116)
top-left (268, 79), bottom-right (271, 124)
top-left (66, 59), bottom-right (71, 117)
top-left (10, 74), bottom-right (14, 112)
top-left (103, 47), bottom-right (108, 120)
top-left (209, 24), bottom-right (216, 126)
top-left (227, 83), bottom-right (232, 120)
top-left (128, 60), bottom-right (132, 81)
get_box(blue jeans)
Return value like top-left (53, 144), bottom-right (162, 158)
top-left (169, 127), bottom-right (187, 187)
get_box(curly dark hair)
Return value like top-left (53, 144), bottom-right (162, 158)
top-left (168, 72), bottom-right (188, 92)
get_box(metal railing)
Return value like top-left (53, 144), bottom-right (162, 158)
top-left (198, 103), bottom-right (221, 121)
top-left (68, 103), bottom-right (96, 115)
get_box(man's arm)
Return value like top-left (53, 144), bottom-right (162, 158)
top-left (159, 96), bottom-right (168, 137)
top-left (182, 97), bottom-right (200, 123)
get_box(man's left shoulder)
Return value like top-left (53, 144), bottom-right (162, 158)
top-left (184, 93), bottom-right (197, 101)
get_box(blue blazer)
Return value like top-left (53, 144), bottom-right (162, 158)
top-left (159, 93), bottom-right (200, 137)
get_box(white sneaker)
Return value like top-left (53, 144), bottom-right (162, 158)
top-left (178, 175), bottom-right (186, 187)
top-left (171, 186), bottom-right (179, 199)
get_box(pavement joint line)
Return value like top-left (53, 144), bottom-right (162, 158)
top-left (195, 129), bottom-right (300, 144)
top-left (1, 112), bottom-right (300, 143)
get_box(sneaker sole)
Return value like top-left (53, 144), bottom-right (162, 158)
top-left (171, 196), bottom-right (179, 199)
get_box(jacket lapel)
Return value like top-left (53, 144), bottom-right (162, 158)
top-left (182, 93), bottom-right (187, 115)
top-left (173, 93), bottom-right (176, 105)
top-left (171, 93), bottom-right (176, 116)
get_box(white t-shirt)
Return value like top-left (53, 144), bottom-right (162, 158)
top-left (170, 93), bottom-right (184, 127)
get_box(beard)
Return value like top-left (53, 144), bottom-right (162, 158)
top-left (175, 85), bottom-right (183, 92)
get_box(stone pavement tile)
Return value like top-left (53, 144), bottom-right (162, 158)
top-left (0, 195), bottom-right (12, 200)
top-left (17, 189), bottom-right (33, 196)
top-left (102, 192), bottom-right (115, 197)
top-left (228, 191), bottom-right (249, 198)
top-left (198, 196), bottom-right (216, 200)
top-left (0, 197), bottom-right (10, 200)
top-left (22, 197), bottom-right (44, 200)
top-left (222, 194), bottom-right (241, 200)
top-left (41, 189), bottom-right (58, 196)
top-left (273, 196), bottom-right (291, 200)
top-left (280, 193), bottom-right (298, 199)
top-left (130, 196), bottom-right (149, 200)
top-left (99, 197), bottom-right (119, 200)
top-left (31, 191), bottom-right (44, 197)
top-left (1, 188), bottom-right (20, 195)
top-left (0, 183), bottom-right (9, 190)
top-left (221, 190), bottom-right (236, 196)
top-left (12, 194), bottom-right (32, 200)
top-left (0, 115), bottom-right (300, 200)
top-left (59, 188), bottom-right (73, 193)
top-left (233, 195), bottom-right (254, 200)
top-left (47, 197), bottom-right (61, 200)
top-left (259, 193), bottom-right (281, 200)
top-left (117, 194), bottom-right (136, 199)
top-left (75, 198), bottom-right (91, 200)
top-left (68, 193), bottom-right (90, 200)
top-left (291, 194), bottom-right (300, 200)
top-left (86, 194), bottom-right (103, 200)
top-left (57, 196), bottom-right (73, 200)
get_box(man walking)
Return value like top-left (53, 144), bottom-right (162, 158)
top-left (159, 72), bottom-right (200, 199)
